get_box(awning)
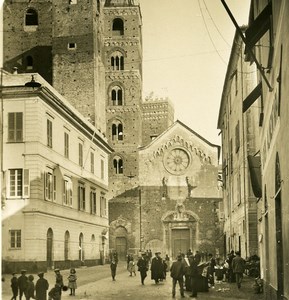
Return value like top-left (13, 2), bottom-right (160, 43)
top-left (243, 82), bottom-right (262, 112)
top-left (248, 155), bottom-right (262, 198)
top-left (245, 2), bottom-right (272, 53)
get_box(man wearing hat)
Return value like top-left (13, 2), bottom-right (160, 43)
top-left (35, 272), bottom-right (49, 300)
top-left (137, 252), bottom-right (149, 285)
top-left (17, 270), bottom-right (28, 300)
top-left (151, 252), bottom-right (164, 284)
top-left (10, 272), bottom-right (18, 300)
top-left (170, 255), bottom-right (186, 298)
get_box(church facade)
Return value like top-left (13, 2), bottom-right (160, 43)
top-left (109, 121), bottom-right (223, 260)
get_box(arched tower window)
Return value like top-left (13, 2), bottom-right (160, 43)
top-left (26, 56), bottom-right (33, 70)
top-left (25, 8), bottom-right (38, 26)
top-left (111, 86), bottom-right (123, 105)
top-left (113, 156), bottom-right (123, 174)
top-left (111, 51), bottom-right (124, 70)
top-left (112, 121), bottom-right (123, 140)
top-left (112, 18), bottom-right (124, 35)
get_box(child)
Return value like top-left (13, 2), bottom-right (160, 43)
top-left (10, 272), bottom-right (18, 300)
top-left (67, 268), bottom-right (77, 296)
top-left (128, 257), bottom-right (136, 276)
top-left (25, 275), bottom-right (35, 300)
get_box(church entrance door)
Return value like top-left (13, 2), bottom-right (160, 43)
top-left (115, 237), bottom-right (127, 261)
top-left (171, 228), bottom-right (190, 258)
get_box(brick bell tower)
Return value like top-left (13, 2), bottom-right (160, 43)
top-left (103, 0), bottom-right (143, 198)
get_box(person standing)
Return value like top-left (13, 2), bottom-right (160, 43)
top-left (54, 269), bottom-right (64, 299)
top-left (151, 252), bottom-right (164, 284)
top-left (128, 257), bottom-right (136, 277)
top-left (10, 272), bottom-right (18, 300)
top-left (24, 275), bottom-right (35, 300)
top-left (232, 251), bottom-right (246, 289)
top-left (227, 250), bottom-right (235, 282)
top-left (170, 254), bottom-right (186, 298)
top-left (35, 272), bottom-right (49, 300)
top-left (67, 268), bottom-right (77, 295)
top-left (18, 270), bottom-right (28, 300)
top-left (207, 253), bottom-right (216, 288)
top-left (137, 252), bottom-right (148, 285)
top-left (110, 257), bottom-right (118, 281)
top-left (189, 255), bottom-right (199, 299)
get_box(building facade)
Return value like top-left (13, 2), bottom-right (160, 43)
top-left (217, 29), bottom-right (260, 259)
top-left (220, 1), bottom-right (289, 299)
top-left (1, 72), bottom-right (112, 272)
top-left (109, 121), bottom-right (223, 260)
top-left (244, 1), bottom-right (289, 299)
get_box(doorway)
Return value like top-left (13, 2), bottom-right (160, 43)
top-left (46, 228), bottom-right (53, 269)
top-left (171, 228), bottom-right (190, 258)
top-left (115, 237), bottom-right (127, 260)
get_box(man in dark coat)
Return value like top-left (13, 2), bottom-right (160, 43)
top-left (232, 251), bottom-right (246, 289)
top-left (35, 272), bottom-right (49, 300)
top-left (189, 255), bottom-right (199, 298)
top-left (137, 252), bottom-right (148, 285)
top-left (170, 254), bottom-right (186, 298)
top-left (151, 252), bottom-right (164, 284)
top-left (17, 270), bottom-right (28, 300)
top-left (10, 272), bottom-right (18, 300)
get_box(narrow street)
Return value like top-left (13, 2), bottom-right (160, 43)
top-left (2, 262), bottom-right (264, 300)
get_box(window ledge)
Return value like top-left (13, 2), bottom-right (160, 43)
top-left (24, 25), bottom-right (38, 32)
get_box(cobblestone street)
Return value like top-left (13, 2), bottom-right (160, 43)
top-left (2, 262), bottom-right (264, 300)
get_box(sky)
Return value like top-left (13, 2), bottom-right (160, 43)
top-left (139, 0), bottom-right (250, 145)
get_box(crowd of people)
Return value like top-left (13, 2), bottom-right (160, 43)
top-left (9, 249), bottom-right (251, 299)
top-left (10, 268), bottom-right (77, 300)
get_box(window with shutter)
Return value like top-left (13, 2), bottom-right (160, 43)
top-left (8, 112), bottom-right (23, 142)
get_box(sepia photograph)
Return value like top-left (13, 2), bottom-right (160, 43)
top-left (1, 0), bottom-right (288, 299)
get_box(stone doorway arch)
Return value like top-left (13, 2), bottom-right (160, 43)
top-left (162, 204), bottom-right (199, 259)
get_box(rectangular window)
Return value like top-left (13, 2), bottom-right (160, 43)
top-left (101, 159), bottom-right (104, 179)
top-left (45, 172), bottom-right (54, 201)
top-left (90, 189), bottom-right (97, 214)
top-left (100, 193), bottom-right (106, 217)
top-left (8, 112), bottom-right (23, 142)
top-left (78, 183), bottom-right (85, 211)
top-left (90, 152), bottom-right (94, 174)
top-left (10, 169), bottom-right (23, 197)
top-left (8, 169), bottom-right (29, 198)
top-left (79, 143), bottom-right (83, 167)
top-left (64, 132), bottom-right (69, 158)
top-left (10, 230), bottom-right (21, 249)
top-left (47, 119), bottom-right (53, 148)
top-left (63, 178), bottom-right (73, 206)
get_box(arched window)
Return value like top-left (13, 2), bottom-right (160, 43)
top-left (112, 18), bottom-right (124, 35)
top-left (113, 156), bottom-right (123, 174)
top-left (111, 51), bottom-right (124, 70)
top-left (112, 122), bottom-right (123, 141)
top-left (25, 8), bottom-right (38, 26)
top-left (111, 86), bottom-right (123, 105)
top-left (26, 56), bottom-right (33, 70)
top-left (64, 231), bottom-right (70, 260)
